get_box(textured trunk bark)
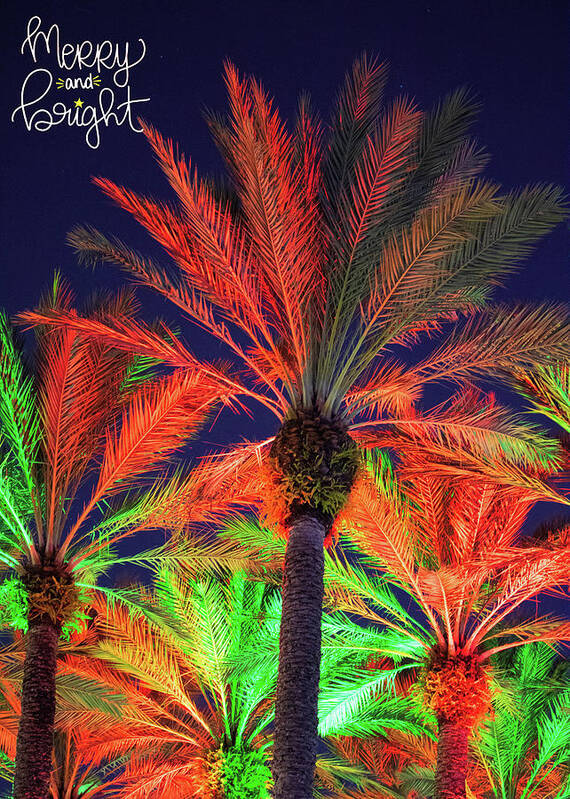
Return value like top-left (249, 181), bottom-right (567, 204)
top-left (272, 513), bottom-right (326, 799)
top-left (435, 718), bottom-right (469, 799)
top-left (14, 620), bottom-right (59, 799)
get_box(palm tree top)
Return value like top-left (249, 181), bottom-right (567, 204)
top-left (21, 56), bottom-right (568, 424)
top-left (0, 278), bottom-right (233, 583)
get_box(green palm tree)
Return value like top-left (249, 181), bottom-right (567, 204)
top-left (64, 568), bottom-right (427, 799)
top-left (317, 644), bottom-right (570, 799)
top-left (0, 280), bottom-right (234, 799)
top-left (70, 571), bottom-right (283, 799)
top-left (23, 57), bottom-right (569, 795)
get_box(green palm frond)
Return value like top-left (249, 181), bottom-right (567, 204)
top-left (0, 454), bottom-right (35, 563)
top-left (0, 312), bottom-right (40, 504)
top-left (472, 644), bottom-right (570, 798)
top-left (318, 665), bottom-right (427, 739)
top-left (516, 363), bottom-right (570, 435)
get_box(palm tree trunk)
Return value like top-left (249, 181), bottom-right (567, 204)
top-left (435, 718), bottom-right (469, 799)
top-left (14, 619), bottom-right (59, 799)
top-left (272, 513), bottom-right (326, 799)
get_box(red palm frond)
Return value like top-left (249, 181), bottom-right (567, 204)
top-left (353, 388), bottom-right (562, 477)
top-left (21, 305), bottom-right (283, 417)
top-left (137, 442), bottom-right (271, 536)
top-left (345, 357), bottom-right (422, 418)
top-left (399, 304), bottom-right (570, 390)
top-left (96, 370), bottom-right (222, 491)
top-left (92, 161), bottom-right (273, 352)
top-left (35, 285), bottom-right (139, 551)
top-left (218, 63), bottom-right (320, 374)
top-left (60, 369), bottom-right (228, 559)
top-left (479, 618), bottom-right (570, 659)
top-left (445, 481), bottom-right (531, 558)
top-left (117, 756), bottom-right (203, 799)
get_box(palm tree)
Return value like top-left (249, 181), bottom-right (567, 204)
top-left (22, 57), bottom-right (570, 795)
top-left (319, 644), bottom-right (570, 799)
top-left (67, 568), bottom-right (426, 799)
top-left (0, 625), bottom-right (129, 798)
top-left (0, 281), bottom-right (234, 799)
top-left (81, 570), bottom-right (280, 799)
top-left (327, 447), bottom-right (570, 799)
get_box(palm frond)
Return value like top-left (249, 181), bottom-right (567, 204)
top-left (0, 313), bottom-right (40, 506)
top-left (515, 363), bottom-right (570, 435)
top-left (322, 54), bottom-right (389, 211)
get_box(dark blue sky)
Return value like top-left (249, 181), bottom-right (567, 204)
top-left (2, 0), bottom-right (567, 314)
top-left (0, 0), bottom-right (568, 671)
top-left (0, 11), bottom-right (568, 791)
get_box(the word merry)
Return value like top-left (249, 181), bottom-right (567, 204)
top-left (21, 16), bottom-right (146, 87)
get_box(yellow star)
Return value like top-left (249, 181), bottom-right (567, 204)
top-left (74, 98), bottom-right (84, 108)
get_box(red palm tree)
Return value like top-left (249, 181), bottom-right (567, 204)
top-left (22, 58), bottom-right (569, 796)
top-left (331, 446), bottom-right (570, 799)
top-left (318, 645), bottom-right (570, 799)
top-left (0, 281), bottom-right (235, 799)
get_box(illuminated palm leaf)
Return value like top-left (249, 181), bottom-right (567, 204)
top-left (515, 362), bottom-right (570, 435)
top-left (471, 643), bottom-right (570, 799)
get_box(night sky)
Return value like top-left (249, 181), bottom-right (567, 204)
top-left (0, 0), bottom-right (568, 538)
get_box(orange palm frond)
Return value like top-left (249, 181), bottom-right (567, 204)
top-left (220, 64), bottom-right (319, 377)
top-left (93, 370), bottom-right (221, 491)
top-left (90, 168), bottom-right (274, 352)
top-left (337, 472), bottom-right (444, 646)
top-left (55, 369), bottom-right (230, 563)
top-left (352, 388), bottom-right (562, 475)
top-left (115, 756), bottom-right (203, 799)
top-left (344, 357), bottom-right (422, 419)
top-left (21, 303), bottom-right (283, 417)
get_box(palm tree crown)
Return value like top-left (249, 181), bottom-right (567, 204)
top-left (22, 57), bottom-right (569, 525)
top-left (329, 447), bottom-right (569, 798)
top-left (72, 571), bottom-right (280, 799)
